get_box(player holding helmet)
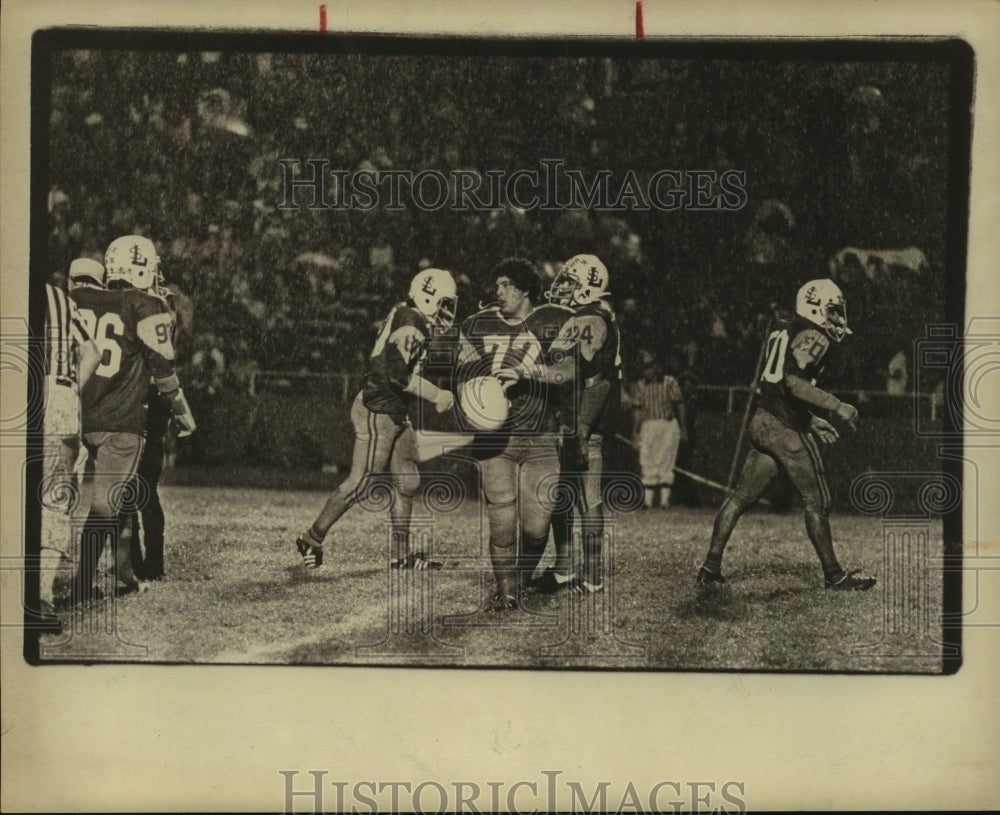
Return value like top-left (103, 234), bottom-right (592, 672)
top-left (69, 235), bottom-right (196, 603)
top-left (501, 253), bottom-right (622, 595)
top-left (457, 258), bottom-right (573, 610)
top-left (295, 268), bottom-right (457, 571)
top-left (697, 279), bottom-right (876, 591)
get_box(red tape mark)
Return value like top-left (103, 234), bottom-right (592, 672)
top-left (636, 0), bottom-right (644, 39)
top-left (319, 4), bottom-right (327, 33)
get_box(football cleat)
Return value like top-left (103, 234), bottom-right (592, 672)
top-left (825, 569), bottom-right (877, 591)
top-left (531, 566), bottom-right (575, 594)
top-left (696, 566), bottom-right (727, 586)
top-left (568, 577), bottom-right (604, 595)
top-left (390, 551), bottom-right (442, 570)
top-left (490, 592), bottom-right (519, 611)
top-left (296, 535), bottom-right (324, 569)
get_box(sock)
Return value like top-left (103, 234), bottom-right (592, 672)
top-left (487, 502), bottom-right (518, 598)
top-left (644, 487), bottom-right (655, 508)
top-left (705, 496), bottom-right (746, 568)
top-left (390, 490), bottom-right (413, 561)
top-left (580, 505), bottom-right (604, 585)
top-left (551, 506), bottom-right (573, 574)
top-left (804, 510), bottom-right (843, 582)
top-left (518, 531), bottom-right (549, 589)
top-left (659, 486), bottom-right (672, 508)
top-left (303, 527), bottom-right (325, 547)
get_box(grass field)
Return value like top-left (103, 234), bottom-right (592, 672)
top-left (36, 483), bottom-right (948, 673)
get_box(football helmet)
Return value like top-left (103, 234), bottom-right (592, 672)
top-left (105, 235), bottom-right (166, 294)
top-left (409, 268), bottom-right (457, 327)
top-left (67, 257), bottom-right (106, 290)
top-left (546, 254), bottom-right (609, 306)
top-left (796, 278), bottom-right (851, 342)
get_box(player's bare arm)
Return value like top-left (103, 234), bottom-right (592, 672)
top-left (496, 312), bottom-right (606, 387)
top-left (136, 301), bottom-right (197, 438)
top-left (385, 323), bottom-right (453, 412)
top-left (782, 328), bottom-right (856, 428)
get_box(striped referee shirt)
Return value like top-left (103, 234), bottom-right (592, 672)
top-left (633, 375), bottom-right (683, 422)
top-left (45, 283), bottom-right (91, 388)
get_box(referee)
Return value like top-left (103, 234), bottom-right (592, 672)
top-left (626, 353), bottom-right (688, 509)
top-left (35, 266), bottom-right (101, 632)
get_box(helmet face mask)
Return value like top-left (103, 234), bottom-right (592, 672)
top-left (796, 279), bottom-right (851, 342)
top-left (546, 270), bottom-right (581, 306)
top-left (546, 254), bottom-right (609, 307)
top-left (409, 268), bottom-right (457, 328)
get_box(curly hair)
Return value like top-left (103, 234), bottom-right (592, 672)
top-left (490, 257), bottom-right (543, 304)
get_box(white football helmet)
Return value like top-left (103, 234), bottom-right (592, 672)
top-left (546, 254), bottom-right (609, 306)
top-left (409, 268), bottom-right (457, 327)
top-left (796, 278), bottom-right (851, 342)
top-left (105, 235), bottom-right (165, 293)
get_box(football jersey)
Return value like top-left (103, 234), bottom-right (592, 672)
top-left (757, 315), bottom-right (837, 431)
top-left (459, 303), bottom-right (572, 433)
top-left (550, 299), bottom-right (622, 435)
top-left (362, 304), bottom-right (432, 421)
top-left (71, 287), bottom-right (177, 435)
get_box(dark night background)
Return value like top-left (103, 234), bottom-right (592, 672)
top-left (42, 39), bottom-right (960, 401)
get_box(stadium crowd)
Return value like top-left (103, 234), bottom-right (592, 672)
top-left (46, 49), bottom-right (949, 399)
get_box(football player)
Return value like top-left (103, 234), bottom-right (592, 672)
top-left (34, 270), bottom-right (102, 633)
top-left (697, 279), bottom-right (877, 590)
top-left (499, 254), bottom-right (622, 595)
top-left (295, 269), bottom-right (457, 571)
top-left (70, 236), bottom-right (196, 603)
top-left (123, 280), bottom-right (180, 582)
top-left (457, 257), bottom-right (572, 609)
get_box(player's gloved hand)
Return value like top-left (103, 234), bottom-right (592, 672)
top-left (495, 368), bottom-right (520, 391)
top-left (834, 401), bottom-right (859, 431)
top-left (809, 414), bottom-right (840, 445)
top-left (167, 388), bottom-right (197, 437)
top-left (433, 389), bottom-right (455, 413)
